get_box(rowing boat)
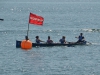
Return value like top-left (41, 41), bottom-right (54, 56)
top-left (16, 40), bottom-right (87, 48)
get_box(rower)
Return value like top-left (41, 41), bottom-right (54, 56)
top-left (59, 36), bottom-right (67, 44)
top-left (35, 36), bottom-right (44, 44)
top-left (75, 33), bottom-right (85, 43)
top-left (47, 36), bottom-right (53, 44)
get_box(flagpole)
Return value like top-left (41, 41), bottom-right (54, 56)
top-left (27, 23), bottom-right (29, 38)
top-left (27, 13), bottom-right (30, 38)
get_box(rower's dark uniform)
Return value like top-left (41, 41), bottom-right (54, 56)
top-left (35, 36), bottom-right (44, 44)
top-left (47, 36), bottom-right (53, 44)
top-left (77, 33), bottom-right (85, 43)
top-left (59, 36), bottom-right (66, 44)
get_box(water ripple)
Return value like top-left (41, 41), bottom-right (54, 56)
top-left (0, 29), bottom-right (85, 33)
top-left (82, 29), bottom-right (100, 32)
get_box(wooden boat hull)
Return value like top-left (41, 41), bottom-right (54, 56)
top-left (16, 40), bottom-right (87, 48)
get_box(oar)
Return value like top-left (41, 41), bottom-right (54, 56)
top-left (86, 41), bottom-right (92, 44)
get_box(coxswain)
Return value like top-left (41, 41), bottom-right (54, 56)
top-left (47, 36), bottom-right (53, 44)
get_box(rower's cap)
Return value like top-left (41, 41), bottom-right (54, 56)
top-left (80, 33), bottom-right (83, 35)
top-left (48, 36), bottom-right (50, 38)
top-left (36, 36), bottom-right (39, 38)
top-left (63, 36), bottom-right (65, 38)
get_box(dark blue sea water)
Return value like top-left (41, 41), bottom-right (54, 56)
top-left (0, 0), bottom-right (100, 75)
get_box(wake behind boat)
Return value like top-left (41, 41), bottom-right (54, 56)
top-left (16, 40), bottom-right (88, 48)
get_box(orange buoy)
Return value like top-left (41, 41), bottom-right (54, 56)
top-left (21, 40), bottom-right (32, 49)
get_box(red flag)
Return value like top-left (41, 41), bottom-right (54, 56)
top-left (29, 13), bottom-right (44, 26)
